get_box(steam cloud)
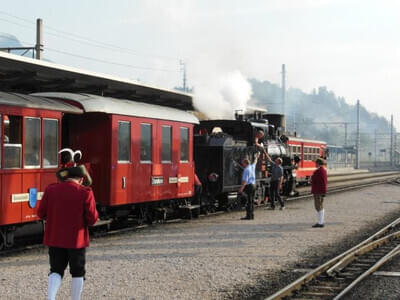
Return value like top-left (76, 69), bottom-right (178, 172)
top-left (192, 70), bottom-right (253, 119)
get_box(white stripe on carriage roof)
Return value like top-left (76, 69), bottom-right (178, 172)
top-left (33, 92), bottom-right (199, 124)
top-left (0, 92), bottom-right (83, 114)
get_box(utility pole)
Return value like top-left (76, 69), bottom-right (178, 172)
top-left (355, 99), bottom-right (360, 169)
top-left (390, 114), bottom-right (394, 166)
top-left (281, 64), bottom-right (286, 128)
top-left (0, 18), bottom-right (43, 59)
top-left (35, 18), bottom-right (43, 60)
top-left (395, 132), bottom-right (397, 165)
top-left (374, 129), bottom-right (377, 167)
top-left (281, 64), bottom-right (286, 115)
top-left (180, 60), bottom-right (187, 92)
top-left (344, 123), bottom-right (348, 146)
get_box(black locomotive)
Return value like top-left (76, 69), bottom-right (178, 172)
top-left (194, 112), bottom-right (296, 213)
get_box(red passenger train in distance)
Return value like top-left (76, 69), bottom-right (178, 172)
top-left (286, 136), bottom-right (327, 184)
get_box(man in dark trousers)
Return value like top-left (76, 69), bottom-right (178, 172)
top-left (238, 153), bottom-right (259, 220)
top-left (311, 158), bottom-right (328, 227)
top-left (38, 166), bottom-right (99, 300)
top-left (265, 153), bottom-right (285, 210)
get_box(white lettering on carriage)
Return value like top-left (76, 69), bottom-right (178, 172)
top-left (169, 177), bottom-right (178, 183)
top-left (11, 192), bottom-right (43, 203)
top-left (178, 177), bottom-right (189, 183)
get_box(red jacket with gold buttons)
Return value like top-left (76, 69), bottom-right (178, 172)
top-left (38, 180), bottom-right (98, 249)
top-left (311, 166), bottom-right (328, 195)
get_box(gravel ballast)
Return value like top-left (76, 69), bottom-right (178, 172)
top-left (1, 184), bottom-right (400, 299)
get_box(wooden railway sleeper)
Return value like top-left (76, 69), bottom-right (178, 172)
top-left (342, 267), bottom-right (364, 273)
top-left (291, 298), bottom-right (321, 300)
top-left (307, 285), bottom-right (343, 292)
top-left (356, 258), bottom-right (378, 263)
top-left (300, 291), bottom-right (337, 297)
top-left (351, 262), bottom-right (372, 267)
top-left (337, 272), bottom-right (358, 278)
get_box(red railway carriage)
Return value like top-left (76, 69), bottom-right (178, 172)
top-left (286, 136), bottom-right (327, 183)
top-left (35, 92), bottom-right (199, 220)
top-left (0, 92), bottom-right (81, 249)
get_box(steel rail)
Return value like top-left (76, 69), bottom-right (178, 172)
top-left (326, 231), bottom-right (400, 276)
top-left (288, 175), bottom-right (398, 202)
top-left (264, 216), bottom-right (400, 300)
top-left (333, 243), bottom-right (400, 299)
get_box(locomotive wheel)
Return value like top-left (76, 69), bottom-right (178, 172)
top-left (0, 228), bottom-right (14, 250)
top-left (5, 230), bottom-right (14, 248)
top-left (0, 232), bottom-right (4, 251)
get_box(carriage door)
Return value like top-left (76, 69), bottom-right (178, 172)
top-left (177, 126), bottom-right (193, 198)
top-left (115, 120), bottom-right (131, 205)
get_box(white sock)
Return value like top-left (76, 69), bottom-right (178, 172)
top-left (48, 272), bottom-right (62, 300)
top-left (320, 209), bottom-right (325, 225)
top-left (71, 277), bottom-right (84, 300)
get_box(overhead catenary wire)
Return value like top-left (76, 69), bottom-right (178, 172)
top-left (0, 12), bottom-right (182, 73)
top-left (46, 47), bottom-right (180, 73)
top-left (0, 10), bottom-right (180, 62)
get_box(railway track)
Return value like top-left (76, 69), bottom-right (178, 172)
top-left (292, 171), bottom-right (400, 201)
top-left (1, 172), bottom-right (399, 258)
top-left (265, 216), bottom-right (400, 300)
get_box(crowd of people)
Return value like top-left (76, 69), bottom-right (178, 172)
top-left (239, 129), bottom-right (328, 228)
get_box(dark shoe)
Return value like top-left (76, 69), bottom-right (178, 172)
top-left (241, 216), bottom-right (251, 220)
top-left (312, 223), bottom-right (324, 228)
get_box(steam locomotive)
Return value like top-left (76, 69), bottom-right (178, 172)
top-left (194, 111), bottom-right (296, 213)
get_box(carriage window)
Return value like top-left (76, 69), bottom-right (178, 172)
top-left (118, 121), bottom-right (131, 162)
top-left (43, 119), bottom-right (58, 168)
top-left (24, 117), bottom-right (41, 168)
top-left (140, 123), bottom-right (152, 162)
top-left (161, 126), bottom-right (172, 162)
top-left (4, 115), bottom-right (22, 169)
top-left (180, 127), bottom-right (189, 162)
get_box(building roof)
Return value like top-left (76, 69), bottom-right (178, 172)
top-left (33, 92), bottom-right (199, 124)
top-left (0, 51), bottom-right (193, 110)
top-left (0, 91), bottom-right (82, 113)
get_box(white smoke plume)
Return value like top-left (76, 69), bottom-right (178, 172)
top-left (193, 70), bottom-right (252, 119)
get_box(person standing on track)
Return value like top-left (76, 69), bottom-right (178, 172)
top-left (311, 158), bottom-right (328, 228)
top-left (38, 166), bottom-right (98, 300)
top-left (238, 153), bottom-right (259, 220)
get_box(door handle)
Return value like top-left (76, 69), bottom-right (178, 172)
top-left (122, 176), bottom-right (126, 189)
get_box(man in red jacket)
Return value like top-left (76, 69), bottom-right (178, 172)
top-left (311, 158), bottom-right (327, 228)
top-left (38, 166), bottom-right (98, 300)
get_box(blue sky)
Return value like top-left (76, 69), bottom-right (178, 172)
top-left (1, 0), bottom-right (400, 125)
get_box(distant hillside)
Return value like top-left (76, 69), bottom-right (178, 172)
top-left (249, 79), bottom-right (392, 157)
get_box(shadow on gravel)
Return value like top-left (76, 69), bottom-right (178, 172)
top-left (0, 258), bottom-right (48, 267)
top-left (225, 210), bottom-right (400, 300)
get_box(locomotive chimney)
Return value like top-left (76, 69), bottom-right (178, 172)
top-left (263, 113), bottom-right (286, 133)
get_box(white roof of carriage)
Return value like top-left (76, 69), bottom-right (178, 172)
top-left (33, 92), bottom-right (199, 124)
top-left (0, 91), bottom-right (82, 113)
